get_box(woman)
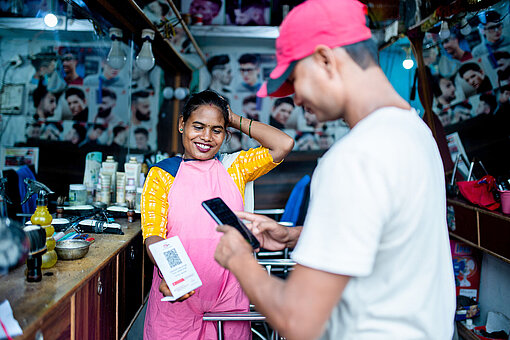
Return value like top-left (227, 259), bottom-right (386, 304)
top-left (142, 90), bottom-right (294, 339)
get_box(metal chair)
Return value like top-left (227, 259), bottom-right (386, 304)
top-left (202, 311), bottom-right (281, 340)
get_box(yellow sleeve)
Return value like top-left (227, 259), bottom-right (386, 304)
top-left (141, 167), bottom-right (174, 240)
top-left (227, 147), bottom-right (281, 196)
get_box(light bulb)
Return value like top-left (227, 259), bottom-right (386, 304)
top-left (136, 29), bottom-right (156, 71)
top-left (438, 21), bottom-right (450, 40)
top-left (174, 88), bottom-right (189, 100)
top-left (403, 58), bottom-right (414, 69)
top-left (107, 28), bottom-right (127, 70)
top-left (460, 18), bottom-right (472, 35)
top-left (163, 87), bottom-right (174, 99)
top-left (44, 13), bottom-right (58, 27)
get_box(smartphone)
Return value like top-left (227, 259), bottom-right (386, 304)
top-left (202, 197), bottom-right (260, 249)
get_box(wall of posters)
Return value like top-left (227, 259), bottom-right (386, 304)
top-left (200, 51), bottom-right (349, 152)
top-left (425, 1), bottom-right (510, 175)
top-left (0, 36), bottom-right (162, 153)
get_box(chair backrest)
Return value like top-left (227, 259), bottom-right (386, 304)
top-left (279, 175), bottom-right (311, 226)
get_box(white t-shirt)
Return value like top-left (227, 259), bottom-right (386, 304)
top-left (292, 107), bottom-right (456, 340)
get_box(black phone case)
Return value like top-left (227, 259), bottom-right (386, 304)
top-left (202, 197), bottom-right (260, 249)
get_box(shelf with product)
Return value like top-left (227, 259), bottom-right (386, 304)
top-left (448, 197), bottom-right (510, 265)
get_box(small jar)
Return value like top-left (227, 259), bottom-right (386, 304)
top-left (69, 184), bottom-right (87, 206)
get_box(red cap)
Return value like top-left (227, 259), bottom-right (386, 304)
top-left (257, 0), bottom-right (372, 98)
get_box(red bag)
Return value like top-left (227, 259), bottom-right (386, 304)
top-left (457, 175), bottom-right (500, 210)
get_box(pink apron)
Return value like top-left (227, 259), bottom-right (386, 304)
top-left (144, 158), bottom-right (251, 340)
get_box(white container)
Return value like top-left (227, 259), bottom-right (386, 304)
top-left (69, 184), bottom-right (87, 206)
top-left (125, 157), bottom-right (141, 193)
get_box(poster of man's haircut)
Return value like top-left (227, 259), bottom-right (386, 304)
top-left (181, 0), bottom-right (225, 25)
top-left (225, 0), bottom-right (270, 26)
top-left (425, 0), bottom-right (510, 175)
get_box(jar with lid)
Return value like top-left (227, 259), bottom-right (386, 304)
top-left (69, 184), bottom-right (87, 206)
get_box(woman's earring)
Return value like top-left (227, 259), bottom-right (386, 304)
top-left (179, 128), bottom-right (183, 132)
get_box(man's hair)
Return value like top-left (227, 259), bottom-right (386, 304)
top-left (197, 0), bottom-right (222, 6)
top-left (494, 51), bottom-right (510, 61)
top-left (65, 87), bottom-right (86, 101)
top-left (238, 53), bottom-right (260, 66)
top-left (480, 10), bottom-right (502, 25)
top-left (101, 88), bottom-right (117, 100)
top-left (431, 75), bottom-right (454, 98)
top-left (43, 121), bottom-right (63, 133)
top-left (342, 39), bottom-right (379, 69)
top-left (30, 52), bottom-right (57, 70)
top-left (72, 123), bottom-right (87, 142)
top-left (479, 93), bottom-right (498, 113)
top-left (131, 90), bottom-right (150, 103)
top-left (207, 54), bottom-right (230, 73)
top-left (92, 123), bottom-right (106, 131)
top-left (242, 94), bottom-right (257, 106)
top-left (134, 127), bottom-right (149, 137)
top-left (113, 125), bottom-right (127, 137)
top-left (32, 80), bottom-right (49, 108)
top-left (274, 97), bottom-right (295, 109)
top-left (459, 62), bottom-right (483, 78)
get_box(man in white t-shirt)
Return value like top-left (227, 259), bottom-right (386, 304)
top-left (214, 1), bottom-right (456, 339)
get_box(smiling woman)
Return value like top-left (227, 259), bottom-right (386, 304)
top-left (140, 89), bottom-right (294, 339)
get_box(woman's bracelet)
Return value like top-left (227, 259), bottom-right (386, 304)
top-left (239, 116), bottom-right (243, 132)
top-left (249, 119), bottom-right (253, 138)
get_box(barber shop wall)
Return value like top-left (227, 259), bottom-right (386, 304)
top-left (0, 28), bottom-right (163, 198)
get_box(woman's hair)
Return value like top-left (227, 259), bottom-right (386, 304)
top-left (181, 90), bottom-right (230, 127)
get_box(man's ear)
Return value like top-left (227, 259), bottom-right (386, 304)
top-left (313, 45), bottom-right (338, 77)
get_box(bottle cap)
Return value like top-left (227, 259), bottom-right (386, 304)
top-left (106, 155), bottom-right (115, 162)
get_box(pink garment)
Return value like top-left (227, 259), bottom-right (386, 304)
top-left (144, 159), bottom-right (251, 340)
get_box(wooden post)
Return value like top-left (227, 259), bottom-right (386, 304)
top-left (171, 73), bottom-right (181, 154)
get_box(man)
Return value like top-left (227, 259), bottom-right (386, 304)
top-left (234, 1), bottom-right (266, 26)
top-left (111, 124), bottom-right (128, 148)
top-left (241, 94), bottom-right (260, 121)
top-left (189, 0), bottom-right (221, 25)
top-left (83, 58), bottom-right (125, 87)
top-left (459, 62), bottom-right (493, 94)
top-left (433, 75), bottom-right (457, 110)
top-left (494, 51), bottom-right (510, 85)
top-left (80, 123), bottom-right (106, 147)
top-left (134, 127), bottom-right (150, 151)
top-left (476, 92), bottom-right (498, 116)
top-left (64, 123), bottom-right (87, 145)
top-left (269, 97), bottom-right (294, 129)
top-left (214, 1), bottom-right (456, 339)
top-left (237, 53), bottom-right (261, 92)
top-left (65, 87), bottom-right (88, 121)
top-left (93, 88), bottom-right (121, 127)
top-left (62, 52), bottom-right (83, 85)
top-left (472, 10), bottom-right (509, 57)
top-left (130, 90), bottom-right (152, 126)
top-left (207, 54), bottom-right (233, 94)
top-left (442, 30), bottom-right (472, 62)
top-left (32, 81), bottom-right (58, 120)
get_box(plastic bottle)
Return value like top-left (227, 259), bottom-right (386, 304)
top-left (31, 191), bottom-right (57, 269)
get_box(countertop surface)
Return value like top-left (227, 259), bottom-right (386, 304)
top-left (0, 218), bottom-right (141, 334)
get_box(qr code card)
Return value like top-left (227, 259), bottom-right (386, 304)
top-left (149, 236), bottom-right (202, 301)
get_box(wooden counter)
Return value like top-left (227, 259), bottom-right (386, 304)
top-left (0, 218), bottom-right (151, 340)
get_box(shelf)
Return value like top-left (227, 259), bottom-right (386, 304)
top-left (448, 197), bottom-right (510, 264)
top-left (83, 0), bottom-right (194, 74)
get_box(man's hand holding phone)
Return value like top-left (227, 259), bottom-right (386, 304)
top-left (235, 211), bottom-right (302, 250)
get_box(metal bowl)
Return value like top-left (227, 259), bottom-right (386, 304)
top-left (55, 240), bottom-right (90, 260)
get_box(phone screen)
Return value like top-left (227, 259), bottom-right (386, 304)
top-left (202, 197), bottom-right (260, 249)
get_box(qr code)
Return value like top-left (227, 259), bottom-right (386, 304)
top-left (164, 249), bottom-right (182, 268)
